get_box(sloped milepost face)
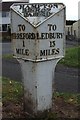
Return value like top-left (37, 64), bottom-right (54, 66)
top-left (11, 3), bottom-right (65, 61)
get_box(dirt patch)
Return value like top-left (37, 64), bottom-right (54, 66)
top-left (2, 97), bottom-right (80, 119)
top-left (52, 97), bottom-right (79, 118)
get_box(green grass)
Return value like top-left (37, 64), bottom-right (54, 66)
top-left (2, 77), bottom-right (80, 105)
top-left (53, 92), bottom-right (80, 105)
top-left (1, 77), bottom-right (80, 118)
top-left (59, 46), bottom-right (80, 68)
top-left (2, 77), bottom-right (24, 103)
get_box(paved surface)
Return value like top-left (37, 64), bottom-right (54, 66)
top-left (54, 64), bottom-right (79, 93)
top-left (66, 39), bottom-right (79, 48)
top-left (1, 40), bottom-right (80, 93)
top-left (2, 58), bottom-right (22, 82)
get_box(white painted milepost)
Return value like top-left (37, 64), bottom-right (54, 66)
top-left (10, 3), bottom-right (66, 115)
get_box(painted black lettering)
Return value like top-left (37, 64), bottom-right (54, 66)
top-left (52, 33), bottom-right (56, 39)
top-left (23, 40), bottom-right (25, 47)
top-left (19, 33), bottom-right (23, 39)
top-left (57, 33), bottom-right (61, 39)
top-left (49, 33), bottom-right (53, 39)
top-left (18, 24), bottom-right (25, 31)
top-left (48, 24), bottom-right (52, 31)
top-left (52, 24), bottom-right (57, 31)
top-left (55, 48), bottom-right (60, 54)
top-left (46, 49), bottom-right (50, 56)
top-left (25, 49), bottom-right (29, 56)
top-left (51, 48), bottom-right (60, 55)
top-left (48, 24), bottom-right (57, 31)
top-left (57, 33), bottom-right (63, 39)
top-left (25, 33), bottom-right (29, 39)
top-left (28, 33), bottom-right (31, 39)
top-left (36, 33), bottom-right (40, 39)
top-left (23, 33), bottom-right (26, 39)
top-left (51, 49), bottom-right (55, 55)
top-left (31, 33), bottom-right (35, 39)
top-left (14, 32), bottom-right (63, 40)
top-left (22, 25), bottom-right (25, 31)
top-left (41, 33), bottom-right (45, 39)
top-left (45, 33), bottom-right (49, 39)
top-left (40, 50), bottom-right (45, 56)
top-left (18, 24), bottom-right (22, 31)
top-left (16, 33), bottom-right (20, 39)
top-left (16, 48), bottom-right (20, 54)
top-left (16, 48), bottom-right (29, 55)
top-left (50, 41), bottom-right (55, 47)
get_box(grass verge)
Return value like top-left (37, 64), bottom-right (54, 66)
top-left (2, 77), bottom-right (23, 103)
top-left (2, 77), bottom-right (80, 105)
top-left (2, 77), bottom-right (80, 119)
top-left (53, 92), bottom-right (80, 105)
top-left (59, 46), bottom-right (80, 68)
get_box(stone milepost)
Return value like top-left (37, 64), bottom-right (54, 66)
top-left (11, 3), bottom-right (66, 115)
top-left (12, 23), bottom-right (63, 59)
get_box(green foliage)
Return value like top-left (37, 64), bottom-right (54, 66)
top-left (53, 92), bottom-right (80, 105)
top-left (59, 46), bottom-right (80, 68)
top-left (2, 77), bottom-right (24, 103)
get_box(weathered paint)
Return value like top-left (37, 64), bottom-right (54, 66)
top-left (10, 3), bottom-right (66, 114)
top-left (19, 59), bottom-right (60, 113)
top-left (10, 3), bottom-right (66, 62)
